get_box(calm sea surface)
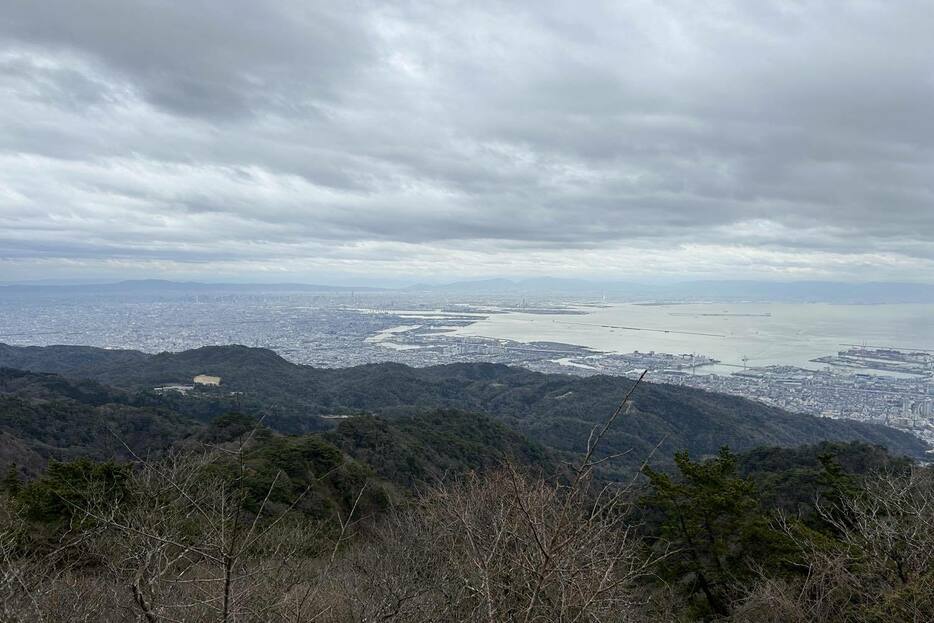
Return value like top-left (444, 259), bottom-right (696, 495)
top-left (449, 303), bottom-right (934, 370)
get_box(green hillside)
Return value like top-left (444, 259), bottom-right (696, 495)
top-left (0, 368), bottom-right (557, 484)
top-left (0, 368), bottom-right (198, 474)
top-left (0, 344), bottom-right (927, 478)
top-left (324, 410), bottom-right (559, 488)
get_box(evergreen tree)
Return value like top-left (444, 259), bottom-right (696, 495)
top-left (1, 463), bottom-right (21, 496)
top-left (642, 447), bottom-right (793, 618)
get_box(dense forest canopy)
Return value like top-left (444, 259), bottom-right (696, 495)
top-left (0, 344), bottom-right (926, 479)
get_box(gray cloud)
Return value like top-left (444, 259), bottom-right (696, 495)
top-left (0, 0), bottom-right (932, 282)
top-left (1, 0), bottom-right (374, 118)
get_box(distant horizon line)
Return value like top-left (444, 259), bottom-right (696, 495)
top-left (3, 276), bottom-right (934, 289)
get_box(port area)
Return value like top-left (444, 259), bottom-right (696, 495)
top-left (526, 346), bottom-right (934, 447)
top-left (812, 346), bottom-right (933, 377)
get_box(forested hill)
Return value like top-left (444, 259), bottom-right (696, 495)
top-left (0, 367), bottom-right (198, 474)
top-left (0, 368), bottom-right (557, 484)
top-left (0, 343), bottom-right (927, 475)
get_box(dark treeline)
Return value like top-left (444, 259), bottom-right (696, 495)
top-left (0, 343), bottom-right (927, 477)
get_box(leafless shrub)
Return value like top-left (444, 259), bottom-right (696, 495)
top-left (0, 429), bottom-right (361, 623)
top-left (734, 466), bottom-right (934, 623)
top-left (319, 466), bottom-right (664, 622)
top-left (310, 372), bottom-right (665, 622)
top-left (0, 492), bottom-right (121, 622)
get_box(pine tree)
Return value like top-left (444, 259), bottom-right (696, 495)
top-left (1, 463), bottom-right (22, 496)
top-left (643, 447), bottom-right (793, 617)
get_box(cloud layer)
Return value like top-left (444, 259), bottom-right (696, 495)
top-left (1, 0), bottom-right (933, 283)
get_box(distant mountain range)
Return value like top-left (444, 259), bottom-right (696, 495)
top-left (1, 343), bottom-right (926, 479)
top-left (3, 278), bottom-right (933, 303)
top-left (0, 279), bottom-right (383, 299)
top-left (407, 278), bottom-right (934, 303)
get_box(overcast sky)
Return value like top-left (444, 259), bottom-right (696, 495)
top-left (1, 1), bottom-right (933, 284)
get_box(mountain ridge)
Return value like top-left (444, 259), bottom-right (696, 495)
top-left (0, 343), bottom-right (926, 477)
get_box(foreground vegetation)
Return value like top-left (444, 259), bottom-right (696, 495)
top-left (2, 421), bottom-right (931, 621)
